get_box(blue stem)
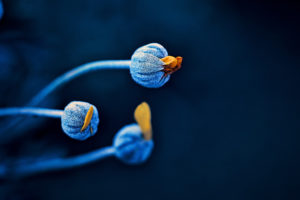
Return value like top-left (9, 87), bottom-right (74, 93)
top-left (0, 107), bottom-right (63, 118)
top-left (8, 146), bottom-right (116, 178)
top-left (0, 60), bottom-right (131, 135)
top-left (29, 60), bottom-right (131, 106)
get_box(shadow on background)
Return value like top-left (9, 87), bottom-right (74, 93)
top-left (0, 0), bottom-right (299, 199)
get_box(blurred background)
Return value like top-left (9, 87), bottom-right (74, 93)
top-left (0, 0), bottom-right (299, 199)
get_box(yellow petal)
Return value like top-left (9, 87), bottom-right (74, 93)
top-left (134, 102), bottom-right (152, 140)
top-left (161, 56), bottom-right (178, 68)
top-left (81, 106), bottom-right (94, 132)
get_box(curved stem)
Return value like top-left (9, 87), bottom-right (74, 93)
top-left (0, 107), bottom-right (63, 118)
top-left (9, 146), bottom-right (116, 178)
top-left (0, 60), bottom-right (131, 135)
top-left (28, 60), bottom-right (131, 106)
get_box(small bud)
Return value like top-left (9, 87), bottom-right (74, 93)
top-left (61, 101), bottom-right (99, 141)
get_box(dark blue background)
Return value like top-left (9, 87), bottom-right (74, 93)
top-left (0, 0), bottom-right (299, 199)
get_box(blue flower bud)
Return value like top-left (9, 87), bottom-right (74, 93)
top-left (61, 101), bottom-right (99, 141)
top-left (113, 124), bottom-right (154, 165)
top-left (130, 43), bottom-right (182, 88)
